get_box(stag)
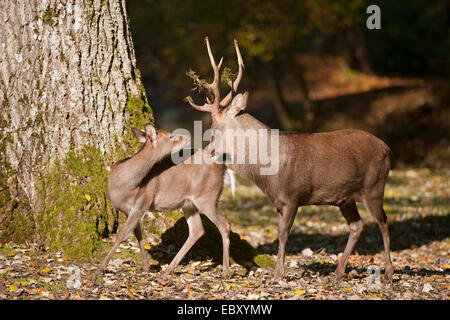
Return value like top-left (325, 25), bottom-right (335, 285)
top-left (185, 37), bottom-right (393, 282)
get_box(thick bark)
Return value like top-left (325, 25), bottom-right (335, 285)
top-left (266, 74), bottom-right (294, 131)
top-left (285, 53), bottom-right (315, 129)
top-left (345, 27), bottom-right (373, 75)
top-left (0, 0), bottom-right (150, 251)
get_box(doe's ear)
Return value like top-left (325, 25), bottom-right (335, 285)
top-left (227, 92), bottom-right (248, 117)
top-left (131, 127), bottom-right (147, 143)
top-left (145, 124), bottom-right (157, 143)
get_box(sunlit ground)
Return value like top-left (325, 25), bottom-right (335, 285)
top-left (0, 168), bottom-right (448, 300)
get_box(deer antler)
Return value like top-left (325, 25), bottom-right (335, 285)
top-left (185, 37), bottom-right (245, 113)
top-left (185, 37), bottom-right (223, 114)
top-left (219, 39), bottom-right (244, 107)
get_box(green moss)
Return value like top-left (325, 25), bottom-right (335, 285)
top-left (122, 91), bottom-right (153, 152)
top-left (43, 6), bottom-right (56, 26)
top-left (253, 254), bottom-right (276, 270)
top-left (35, 146), bottom-right (116, 261)
top-left (59, 50), bottom-right (66, 63)
top-left (125, 93), bottom-right (153, 129)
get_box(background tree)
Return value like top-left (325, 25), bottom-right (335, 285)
top-left (0, 0), bottom-right (151, 258)
top-left (128, 0), bottom-right (448, 132)
top-left (127, 0), bottom-right (371, 130)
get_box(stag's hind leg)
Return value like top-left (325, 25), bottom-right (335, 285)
top-left (364, 193), bottom-right (393, 282)
top-left (336, 201), bottom-right (364, 281)
top-left (163, 207), bottom-right (204, 275)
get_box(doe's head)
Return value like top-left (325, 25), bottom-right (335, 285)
top-left (131, 124), bottom-right (190, 154)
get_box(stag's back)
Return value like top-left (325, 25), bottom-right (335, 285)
top-left (259, 129), bottom-right (392, 207)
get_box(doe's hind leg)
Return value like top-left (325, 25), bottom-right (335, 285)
top-left (163, 207), bottom-right (204, 275)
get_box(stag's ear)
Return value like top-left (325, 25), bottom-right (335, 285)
top-left (227, 92), bottom-right (248, 117)
top-left (131, 127), bottom-right (146, 143)
top-left (144, 124), bottom-right (157, 142)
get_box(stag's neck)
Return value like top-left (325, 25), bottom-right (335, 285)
top-left (228, 113), bottom-right (280, 183)
top-left (235, 113), bottom-right (270, 130)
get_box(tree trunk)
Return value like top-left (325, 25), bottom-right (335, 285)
top-left (266, 74), bottom-right (295, 131)
top-left (345, 27), bottom-right (373, 74)
top-left (285, 53), bottom-right (315, 130)
top-left (0, 0), bottom-right (152, 258)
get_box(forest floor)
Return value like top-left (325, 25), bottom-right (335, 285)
top-left (0, 168), bottom-right (448, 300)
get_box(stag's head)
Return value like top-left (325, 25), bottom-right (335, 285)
top-left (185, 38), bottom-right (252, 158)
top-left (185, 37), bottom-right (249, 128)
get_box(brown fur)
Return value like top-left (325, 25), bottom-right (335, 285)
top-left (99, 125), bottom-right (231, 277)
top-left (211, 103), bottom-right (393, 282)
top-left (186, 37), bottom-right (393, 282)
top-left (187, 38), bottom-right (392, 280)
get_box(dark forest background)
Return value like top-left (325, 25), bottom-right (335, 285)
top-left (126, 0), bottom-right (449, 168)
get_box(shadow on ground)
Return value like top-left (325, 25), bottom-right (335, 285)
top-left (148, 214), bottom-right (261, 269)
top-left (257, 214), bottom-right (450, 256)
top-left (298, 262), bottom-right (450, 279)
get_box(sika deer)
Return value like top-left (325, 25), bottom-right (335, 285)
top-left (185, 37), bottom-right (393, 282)
top-left (99, 124), bottom-right (233, 277)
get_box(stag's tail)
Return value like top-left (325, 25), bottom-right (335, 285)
top-left (224, 167), bottom-right (236, 198)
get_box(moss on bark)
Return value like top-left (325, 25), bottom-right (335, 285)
top-left (31, 93), bottom-right (153, 261)
top-left (35, 146), bottom-right (109, 260)
top-left (0, 92), bottom-right (155, 261)
top-left (0, 135), bottom-right (35, 244)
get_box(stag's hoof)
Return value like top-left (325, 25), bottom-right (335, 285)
top-left (383, 271), bottom-right (393, 283)
top-left (334, 266), bottom-right (346, 282)
top-left (161, 267), bottom-right (173, 276)
top-left (96, 265), bottom-right (106, 274)
top-left (273, 268), bottom-right (284, 281)
top-left (221, 270), bottom-right (230, 279)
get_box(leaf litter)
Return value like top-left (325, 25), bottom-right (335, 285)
top-left (0, 169), bottom-right (448, 300)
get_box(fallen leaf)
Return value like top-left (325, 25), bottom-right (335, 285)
top-left (422, 283), bottom-right (433, 293)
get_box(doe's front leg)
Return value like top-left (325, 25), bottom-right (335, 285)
top-left (98, 209), bottom-right (144, 272)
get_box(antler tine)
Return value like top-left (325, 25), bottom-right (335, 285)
top-left (185, 96), bottom-right (215, 112)
top-left (220, 38), bottom-right (245, 107)
top-left (185, 37), bottom-right (224, 113)
top-left (204, 37), bottom-right (222, 110)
